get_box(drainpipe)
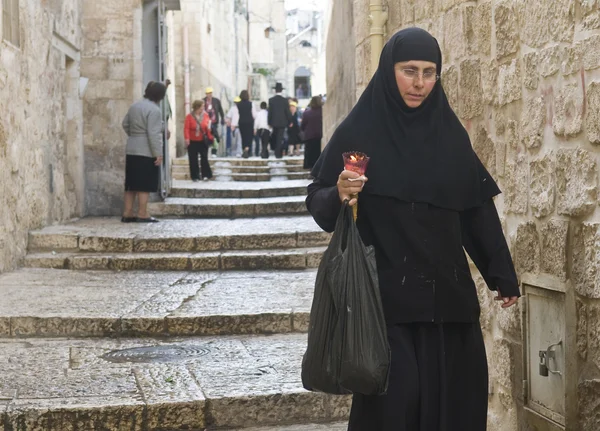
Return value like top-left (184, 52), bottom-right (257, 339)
top-left (369, 0), bottom-right (388, 78)
top-left (183, 25), bottom-right (190, 114)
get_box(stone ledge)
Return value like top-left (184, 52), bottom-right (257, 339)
top-left (0, 269), bottom-right (317, 338)
top-left (173, 172), bottom-right (313, 181)
top-left (28, 216), bottom-right (330, 253)
top-left (173, 157), bottom-right (305, 167)
top-left (149, 196), bottom-right (309, 218)
top-left (23, 247), bottom-right (325, 271)
top-left (0, 333), bottom-right (351, 430)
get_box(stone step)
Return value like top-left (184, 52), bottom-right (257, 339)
top-left (221, 424), bottom-right (348, 430)
top-left (24, 247), bottom-right (326, 271)
top-left (0, 268), bottom-right (317, 338)
top-left (172, 164), bottom-right (307, 174)
top-left (28, 217), bottom-right (329, 253)
top-left (169, 179), bottom-right (310, 199)
top-left (0, 333), bottom-right (351, 430)
top-left (173, 171), bottom-right (312, 181)
top-left (149, 196), bottom-right (308, 218)
top-left (173, 156), bottom-right (304, 166)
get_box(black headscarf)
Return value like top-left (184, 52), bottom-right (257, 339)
top-left (312, 27), bottom-right (500, 211)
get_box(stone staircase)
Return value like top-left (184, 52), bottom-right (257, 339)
top-left (0, 157), bottom-right (349, 430)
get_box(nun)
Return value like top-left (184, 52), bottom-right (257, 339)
top-left (306, 28), bottom-right (520, 431)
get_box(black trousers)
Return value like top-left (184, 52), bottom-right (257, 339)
top-left (239, 122), bottom-right (254, 151)
top-left (303, 137), bottom-right (322, 170)
top-left (187, 140), bottom-right (212, 180)
top-left (272, 127), bottom-right (286, 158)
top-left (348, 322), bottom-right (488, 431)
top-left (258, 129), bottom-right (271, 158)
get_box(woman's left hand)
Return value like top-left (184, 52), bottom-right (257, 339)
top-left (495, 290), bottom-right (518, 308)
top-left (154, 156), bottom-right (163, 166)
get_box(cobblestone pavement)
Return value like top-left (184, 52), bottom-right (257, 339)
top-left (1, 158), bottom-right (350, 430)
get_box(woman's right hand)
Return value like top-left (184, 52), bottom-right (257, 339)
top-left (337, 170), bottom-right (368, 206)
top-left (185, 139), bottom-right (190, 148)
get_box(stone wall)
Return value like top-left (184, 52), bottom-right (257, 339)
top-left (0, 0), bottom-right (84, 272)
top-left (327, 0), bottom-right (600, 429)
top-left (322, 0), bottom-right (354, 147)
top-left (81, 0), bottom-right (143, 216)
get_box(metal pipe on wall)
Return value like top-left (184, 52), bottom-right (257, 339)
top-left (183, 24), bottom-right (190, 114)
top-left (369, 0), bottom-right (388, 78)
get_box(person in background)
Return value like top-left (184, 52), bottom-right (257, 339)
top-left (268, 82), bottom-right (293, 158)
top-left (288, 100), bottom-right (301, 156)
top-left (121, 81), bottom-right (166, 223)
top-left (254, 101), bottom-right (271, 159)
top-left (184, 100), bottom-right (214, 182)
top-left (300, 96), bottom-right (323, 169)
top-left (225, 97), bottom-right (242, 157)
top-left (204, 87), bottom-right (225, 143)
top-left (238, 90), bottom-right (255, 158)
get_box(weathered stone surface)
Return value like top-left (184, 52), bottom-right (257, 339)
top-left (497, 60), bottom-right (522, 106)
top-left (523, 52), bottom-right (540, 90)
top-left (577, 299), bottom-right (588, 360)
top-left (588, 304), bottom-right (600, 368)
top-left (494, 1), bottom-right (519, 59)
top-left (442, 66), bottom-right (459, 112)
top-left (443, 7), bottom-right (467, 63)
top-left (540, 220), bottom-right (568, 280)
top-left (505, 151), bottom-right (528, 214)
top-left (553, 82), bottom-right (584, 137)
top-left (465, 2), bottom-right (492, 57)
top-left (458, 59), bottom-right (483, 119)
top-left (518, 0), bottom-right (575, 48)
top-left (480, 59), bottom-right (498, 105)
top-left (562, 43), bottom-right (584, 75)
top-left (555, 148), bottom-right (598, 216)
top-left (586, 82), bottom-right (600, 144)
top-left (578, 379), bottom-right (600, 431)
top-left (521, 96), bottom-right (546, 149)
top-left (0, 334), bottom-right (351, 429)
top-left (473, 126), bottom-right (496, 177)
top-left (489, 338), bottom-right (515, 392)
top-left (514, 221), bottom-right (540, 274)
top-left (539, 44), bottom-right (561, 77)
top-left (572, 223), bottom-right (600, 298)
top-left (529, 153), bottom-right (555, 218)
top-left (441, 0), bottom-right (470, 12)
top-left (584, 34), bottom-right (600, 70)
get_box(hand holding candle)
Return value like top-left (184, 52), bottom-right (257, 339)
top-left (338, 152), bottom-right (370, 220)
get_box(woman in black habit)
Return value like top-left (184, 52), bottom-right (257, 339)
top-left (306, 28), bottom-right (520, 431)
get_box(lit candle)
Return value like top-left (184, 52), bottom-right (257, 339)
top-left (342, 152), bottom-right (370, 220)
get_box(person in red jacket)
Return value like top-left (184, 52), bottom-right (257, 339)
top-left (184, 100), bottom-right (214, 181)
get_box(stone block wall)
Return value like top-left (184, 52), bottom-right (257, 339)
top-left (322, 0), bottom-right (355, 146)
top-left (326, 0), bottom-right (600, 429)
top-left (81, 0), bottom-right (142, 216)
top-left (0, 0), bottom-right (84, 272)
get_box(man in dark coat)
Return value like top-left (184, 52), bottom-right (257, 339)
top-left (268, 82), bottom-right (293, 158)
top-left (204, 87), bottom-right (225, 143)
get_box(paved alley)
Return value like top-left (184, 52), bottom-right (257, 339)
top-left (0, 157), bottom-right (349, 430)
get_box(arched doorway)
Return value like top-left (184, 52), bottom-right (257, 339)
top-left (294, 66), bottom-right (311, 100)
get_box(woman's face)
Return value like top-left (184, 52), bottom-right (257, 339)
top-left (290, 105), bottom-right (297, 114)
top-left (194, 106), bottom-right (204, 116)
top-left (394, 60), bottom-right (438, 108)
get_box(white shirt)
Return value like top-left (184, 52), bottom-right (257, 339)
top-left (254, 109), bottom-right (269, 130)
top-left (225, 104), bottom-right (239, 127)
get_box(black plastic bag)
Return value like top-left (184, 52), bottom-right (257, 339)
top-left (301, 201), bottom-right (390, 396)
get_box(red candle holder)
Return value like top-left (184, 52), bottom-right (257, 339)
top-left (342, 152), bottom-right (369, 220)
top-left (343, 151), bottom-right (370, 176)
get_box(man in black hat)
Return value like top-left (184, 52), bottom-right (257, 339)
top-left (268, 82), bottom-right (293, 158)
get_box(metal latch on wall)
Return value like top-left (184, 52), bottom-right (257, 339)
top-left (538, 340), bottom-right (562, 377)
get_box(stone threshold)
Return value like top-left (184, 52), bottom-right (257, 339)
top-left (24, 247), bottom-right (325, 271)
top-left (0, 269), bottom-right (317, 338)
top-left (28, 216), bottom-right (329, 253)
top-left (172, 164), bottom-right (307, 173)
top-left (173, 157), bottom-right (305, 166)
top-left (0, 333), bottom-right (351, 430)
top-left (170, 185), bottom-right (308, 199)
top-left (149, 196), bottom-right (308, 218)
top-left (173, 172), bottom-right (312, 181)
